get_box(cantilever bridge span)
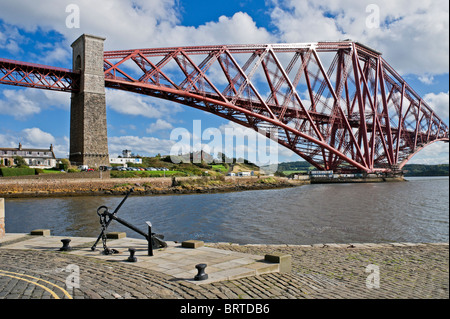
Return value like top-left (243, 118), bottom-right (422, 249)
top-left (0, 37), bottom-right (448, 173)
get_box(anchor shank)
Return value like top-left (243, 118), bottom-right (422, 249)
top-left (107, 213), bottom-right (149, 240)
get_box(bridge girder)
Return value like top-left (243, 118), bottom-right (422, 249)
top-left (1, 40), bottom-right (448, 172)
top-left (102, 41), bottom-right (449, 172)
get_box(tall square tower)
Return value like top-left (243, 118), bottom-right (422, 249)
top-left (69, 34), bottom-right (109, 167)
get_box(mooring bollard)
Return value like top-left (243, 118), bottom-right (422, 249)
top-left (146, 221), bottom-right (153, 256)
top-left (194, 263), bottom-right (208, 281)
top-left (127, 248), bottom-right (137, 262)
top-left (60, 239), bottom-right (72, 251)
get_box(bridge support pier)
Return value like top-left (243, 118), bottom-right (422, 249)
top-left (69, 34), bottom-right (109, 168)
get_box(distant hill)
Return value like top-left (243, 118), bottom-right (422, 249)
top-left (132, 154), bottom-right (448, 177)
top-left (402, 164), bottom-right (449, 176)
top-left (229, 162), bottom-right (259, 173)
top-left (274, 161), bottom-right (449, 177)
top-left (272, 161), bottom-right (314, 176)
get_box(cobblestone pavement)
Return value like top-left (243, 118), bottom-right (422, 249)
top-left (0, 242), bottom-right (447, 299)
top-left (208, 242), bottom-right (449, 299)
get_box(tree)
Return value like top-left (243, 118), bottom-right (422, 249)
top-left (13, 156), bottom-right (29, 168)
top-left (59, 158), bottom-right (70, 171)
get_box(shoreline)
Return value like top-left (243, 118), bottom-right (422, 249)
top-left (0, 176), bottom-right (309, 198)
top-left (0, 174), bottom-right (417, 199)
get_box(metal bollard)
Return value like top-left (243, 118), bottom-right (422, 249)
top-left (194, 263), bottom-right (208, 281)
top-left (60, 239), bottom-right (72, 251)
top-left (146, 221), bottom-right (153, 256)
top-left (127, 248), bottom-right (137, 262)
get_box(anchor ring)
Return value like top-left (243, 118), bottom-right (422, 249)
top-left (96, 205), bottom-right (109, 217)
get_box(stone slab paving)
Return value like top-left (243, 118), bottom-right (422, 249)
top-left (0, 233), bottom-right (281, 285)
top-left (0, 233), bottom-right (448, 300)
top-left (1, 234), bottom-right (96, 251)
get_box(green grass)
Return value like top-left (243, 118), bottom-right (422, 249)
top-left (282, 170), bottom-right (309, 175)
top-left (42, 169), bottom-right (64, 174)
top-left (257, 177), bottom-right (278, 184)
top-left (110, 170), bottom-right (187, 178)
top-left (142, 170), bottom-right (186, 177)
top-left (211, 164), bottom-right (228, 173)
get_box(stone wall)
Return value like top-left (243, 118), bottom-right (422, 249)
top-left (0, 176), bottom-right (304, 198)
top-left (0, 171), bottom-right (110, 180)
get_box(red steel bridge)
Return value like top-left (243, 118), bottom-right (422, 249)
top-left (0, 41), bottom-right (448, 173)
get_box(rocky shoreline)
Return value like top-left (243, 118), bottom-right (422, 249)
top-left (0, 176), bottom-right (308, 198)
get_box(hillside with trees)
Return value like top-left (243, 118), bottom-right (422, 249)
top-left (274, 161), bottom-right (449, 177)
top-left (402, 164), bottom-right (449, 176)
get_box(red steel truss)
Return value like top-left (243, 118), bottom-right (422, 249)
top-left (1, 41), bottom-right (448, 173)
top-left (0, 58), bottom-right (79, 92)
top-left (103, 41), bottom-right (449, 173)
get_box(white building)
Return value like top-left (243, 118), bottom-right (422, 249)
top-left (0, 143), bottom-right (57, 169)
top-left (109, 157), bottom-right (142, 165)
top-left (109, 149), bottom-right (142, 166)
top-left (238, 171), bottom-right (252, 177)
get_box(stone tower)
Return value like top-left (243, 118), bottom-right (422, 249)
top-left (69, 34), bottom-right (109, 167)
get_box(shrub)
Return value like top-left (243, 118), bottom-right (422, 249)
top-left (110, 171), bottom-right (136, 178)
top-left (13, 156), bottom-right (29, 168)
top-left (58, 163), bottom-right (69, 171)
top-left (0, 167), bottom-right (36, 177)
top-left (257, 177), bottom-right (277, 184)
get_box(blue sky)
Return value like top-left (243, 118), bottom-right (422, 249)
top-left (0, 0), bottom-right (448, 165)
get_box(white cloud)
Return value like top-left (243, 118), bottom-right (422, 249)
top-left (146, 119), bottom-right (173, 133)
top-left (164, 12), bottom-right (275, 46)
top-left (418, 74), bottom-right (435, 85)
top-left (106, 89), bottom-right (182, 119)
top-left (0, 128), bottom-right (69, 158)
top-left (53, 136), bottom-right (70, 158)
top-left (0, 89), bottom-right (41, 119)
top-left (0, 1), bottom-right (272, 56)
top-left (0, 0), bottom-right (176, 48)
top-left (0, 0), bottom-right (447, 75)
top-left (424, 91), bottom-right (449, 120)
top-left (408, 141), bottom-right (449, 164)
top-left (0, 88), bottom-right (70, 119)
top-left (0, 133), bottom-right (17, 148)
top-left (38, 44), bottom-right (71, 65)
top-left (106, 89), bottom-right (162, 118)
top-left (108, 135), bottom-right (175, 157)
top-left (20, 127), bottom-right (56, 147)
top-left (0, 24), bottom-right (24, 54)
top-left (269, 0), bottom-right (449, 76)
top-left (217, 121), bottom-right (280, 165)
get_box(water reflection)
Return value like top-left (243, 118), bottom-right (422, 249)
top-left (4, 177), bottom-right (449, 245)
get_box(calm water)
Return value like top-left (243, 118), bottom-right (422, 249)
top-left (3, 177), bottom-right (449, 245)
